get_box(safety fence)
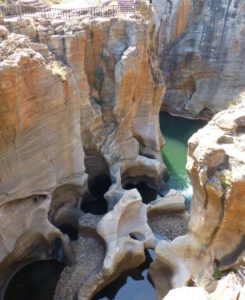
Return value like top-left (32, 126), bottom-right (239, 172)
top-left (0, 3), bottom-right (136, 20)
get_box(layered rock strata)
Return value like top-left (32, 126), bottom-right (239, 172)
top-left (150, 99), bottom-right (245, 299)
top-left (0, 7), bottom-right (166, 296)
top-left (153, 0), bottom-right (245, 119)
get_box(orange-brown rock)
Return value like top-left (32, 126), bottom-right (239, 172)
top-left (153, 0), bottom-right (245, 119)
top-left (0, 10), bottom-right (166, 295)
top-left (150, 99), bottom-right (245, 299)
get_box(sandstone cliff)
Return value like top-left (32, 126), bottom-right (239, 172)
top-left (0, 1), bottom-right (244, 299)
top-left (153, 0), bottom-right (245, 119)
top-left (0, 9), bottom-right (166, 295)
top-left (150, 99), bottom-right (245, 299)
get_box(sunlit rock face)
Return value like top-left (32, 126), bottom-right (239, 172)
top-left (153, 0), bottom-right (245, 119)
top-left (187, 99), bottom-right (245, 270)
top-left (0, 29), bottom-right (87, 296)
top-left (163, 271), bottom-right (245, 300)
top-left (0, 32), bottom-right (86, 203)
top-left (0, 7), bottom-right (166, 294)
top-left (5, 12), bottom-right (166, 188)
top-left (1, 2), bottom-right (244, 300)
top-left (150, 99), bottom-right (245, 299)
top-left (53, 189), bottom-right (186, 300)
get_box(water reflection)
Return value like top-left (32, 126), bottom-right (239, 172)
top-left (93, 250), bottom-right (156, 300)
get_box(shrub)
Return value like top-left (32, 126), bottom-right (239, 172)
top-left (50, 61), bottom-right (67, 81)
top-left (213, 268), bottom-right (223, 280)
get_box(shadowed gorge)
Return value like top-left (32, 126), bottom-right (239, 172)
top-left (123, 182), bottom-right (158, 204)
top-left (4, 261), bottom-right (64, 300)
top-left (81, 174), bottom-right (111, 215)
top-left (160, 112), bottom-right (206, 191)
top-left (58, 224), bottom-right (78, 241)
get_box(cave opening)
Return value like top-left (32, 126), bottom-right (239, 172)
top-left (123, 181), bottom-right (157, 204)
top-left (81, 174), bottom-right (111, 215)
top-left (92, 249), bottom-right (156, 300)
top-left (4, 260), bottom-right (64, 300)
top-left (58, 224), bottom-right (78, 241)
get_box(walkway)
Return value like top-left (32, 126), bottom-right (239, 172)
top-left (0, 1), bottom-right (136, 20)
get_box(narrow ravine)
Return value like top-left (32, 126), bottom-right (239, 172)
top-left (81, 114), bottom-right (206, 300)
top-left (160, 112), bottom-right (206, 206)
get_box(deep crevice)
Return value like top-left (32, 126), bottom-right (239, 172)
top-left (123, 181), bottom-right (157, 204)
top-left (81, 174), bottom-right (111, 215)
top-left (57, 224), bottom-right (78, 241)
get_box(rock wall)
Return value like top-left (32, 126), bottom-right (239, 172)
top-left (0, 1), bottom-right (244, 299)
top-left (153, 0), bottom-right (245, 119)
top-left (0, 8), bottom-right (166, 294)
top-left (150, 99), bottom-right (245, 299)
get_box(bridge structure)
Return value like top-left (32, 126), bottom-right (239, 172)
top-left (0, 0), bottom-right (137, 20)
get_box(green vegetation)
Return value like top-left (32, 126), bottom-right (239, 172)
top-left (50, 61), bottom-right (67, 81)
top-left (213, 268), bottom-right (223, 280)
top-left (219, 170), bottom-right (232, 189)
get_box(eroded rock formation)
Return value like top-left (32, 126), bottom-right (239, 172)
top-left (54, 189), bottom-right (186, 300)
top-left (153, 0), bottom-right (245, 119)
top-left (150, 99), bottom-right (245, 299)
top-left (0, 1), bottom-right (244, 300)
top-left (0, 5), bottom-right (167, 296)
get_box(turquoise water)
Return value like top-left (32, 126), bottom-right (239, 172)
top-left (160, 112), bottom-right (206, 198)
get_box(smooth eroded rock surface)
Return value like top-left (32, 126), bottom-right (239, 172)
top-left (0, 6), bottom-right (167, 295)
top-left (150, 99), bottom-right (245, 299)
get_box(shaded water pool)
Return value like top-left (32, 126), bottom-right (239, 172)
top-left (93, 250), bottom-right (156, 300)
top-left (4, 261), bottom-right (64, 300)
top-left (160, 112), bottom-right (206, 201)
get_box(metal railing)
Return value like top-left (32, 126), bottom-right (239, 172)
top-left (0, 4), bottom-right (136, 20)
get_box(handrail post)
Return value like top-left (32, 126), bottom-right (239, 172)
top-left (18, 5), bottom-right (22, 19)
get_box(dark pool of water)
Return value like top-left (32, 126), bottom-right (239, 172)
top-left (93, 250), bottom-right (156, 300)
top-left (81, 174), bottom-right (111, 215)
top-left (4, 260), bottom-right (64, 300)
top-left (160, 112), bottom-right (206, 199)
top-left (124, 182), bottom-right (157, 204)
top-left (58, 224), bottom-right (78, 241)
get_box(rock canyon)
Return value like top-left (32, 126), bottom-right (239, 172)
top-left (0, 0), bottom-right (244, 300)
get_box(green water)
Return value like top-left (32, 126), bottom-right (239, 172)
top-left (160, 112), bottom-right (206, 194)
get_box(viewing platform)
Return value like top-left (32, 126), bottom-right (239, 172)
top-left (0, 0), bottom-right (138, 20)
